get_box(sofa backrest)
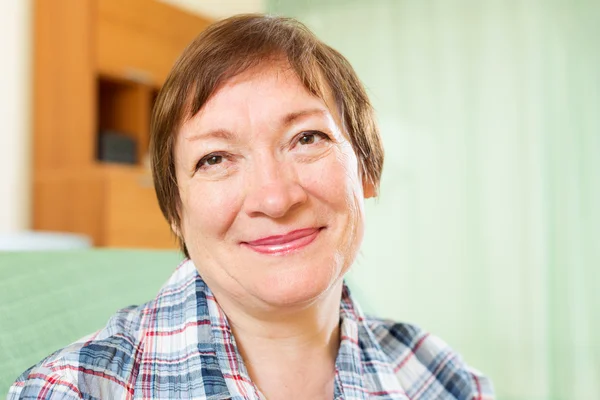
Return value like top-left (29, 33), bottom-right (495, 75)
top-left (0, 249), bottom-right (183, 394)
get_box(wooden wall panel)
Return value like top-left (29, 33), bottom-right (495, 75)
top-left (33, 0), bottom-right (95, 170)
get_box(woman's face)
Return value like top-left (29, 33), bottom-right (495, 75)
top-left (174, 62), bottom-right (373, 311)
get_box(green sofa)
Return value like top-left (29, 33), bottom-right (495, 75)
top-left (0, 250), bottom-right (183, 395)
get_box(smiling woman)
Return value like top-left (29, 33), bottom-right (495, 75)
top-left (173, 61), bottom-right (369, 313)
top-left (8, 14), bottom-right (494, 400)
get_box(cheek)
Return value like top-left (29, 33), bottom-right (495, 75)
top-left (301, 147), bottom-right (363, 206)
top-left (304, 149), bottom-right (365, 270)
top-left (180, 180), bottom-right (242, 241)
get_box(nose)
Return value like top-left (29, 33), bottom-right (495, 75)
top-left (243, 156), bottom-right (308, 219)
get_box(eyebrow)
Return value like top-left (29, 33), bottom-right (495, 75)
top-left (281, 108), bottom-right (328, 127)
top-left (185, 108), bottom-right (329, 143)
top-left (185, 128), bottom-right (235, 143)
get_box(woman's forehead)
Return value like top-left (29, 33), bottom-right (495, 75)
top-left (180, 62), bottom-right (343, 139)
top-left (206, 63), bottom-right (329, 112)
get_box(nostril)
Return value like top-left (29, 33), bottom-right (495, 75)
top-left (244, 180), bottom-right (308, 219)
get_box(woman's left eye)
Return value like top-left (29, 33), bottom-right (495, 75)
top-left (297, 131), bottom-right (327, 146)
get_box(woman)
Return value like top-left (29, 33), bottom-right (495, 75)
top-left (9, 15), bottom-right (493, 399)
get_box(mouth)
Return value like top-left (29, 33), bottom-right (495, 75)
top-left (241, 227), bottom-right (324, 255)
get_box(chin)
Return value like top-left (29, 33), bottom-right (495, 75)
top-left (251, 262), bottom-right (344, 308)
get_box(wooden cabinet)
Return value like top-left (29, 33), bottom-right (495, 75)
top-left (32, 0), bottom-right (213, 248)
top-left (96, 0), bottom-right (203, 85)
top-left (103, 166), bottom-right (175, 248)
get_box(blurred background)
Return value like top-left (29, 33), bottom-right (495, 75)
top-left (0, 0), bottom-right (598, 399)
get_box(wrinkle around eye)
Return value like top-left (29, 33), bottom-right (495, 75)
top-left (293, 142), bottom-right (335, 164)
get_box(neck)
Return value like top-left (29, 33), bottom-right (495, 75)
top-left (214, 281), bottom-right (344, 399)
top-left (225, 281), bottom-right (343, 360)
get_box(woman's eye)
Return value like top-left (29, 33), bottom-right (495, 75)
top-left (205, 155), bottom-right (222, 165)
top-left (196, 153), bottom-right (225, 170)
top-left (297, 131), bottom-right (326, 146)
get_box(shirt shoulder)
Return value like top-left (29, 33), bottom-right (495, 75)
top-left (363, 317), bottom-right (495, 400)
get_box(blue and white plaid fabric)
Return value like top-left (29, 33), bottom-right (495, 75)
top-left (8, 259), bottom-right (494, 399)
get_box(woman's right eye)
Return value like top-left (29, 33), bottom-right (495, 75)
top-left (204, 155), bottom-right (222, 166)
top-left (196, 153), bottom-right (225, 171)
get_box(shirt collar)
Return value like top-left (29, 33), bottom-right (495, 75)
top-left (201, 279), bottom-right (262, 399)
top-left (152, 260), bottom-right (408, 399)
top-left (336, 285), bottom-right (409, 400)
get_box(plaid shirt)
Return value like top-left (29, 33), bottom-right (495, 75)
top-left (9, 260), bottom-right (493, 399)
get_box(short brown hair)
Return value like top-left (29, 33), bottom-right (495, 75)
top-left (150, 14), bottom-right (384, 256)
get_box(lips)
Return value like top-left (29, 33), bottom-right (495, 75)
top-left (241, 228), bottom-right (322, 255)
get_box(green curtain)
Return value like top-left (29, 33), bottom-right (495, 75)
top-left (268, 1), bottom-right (600, 399)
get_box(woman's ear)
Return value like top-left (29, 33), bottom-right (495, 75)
top-left (363, 179), bottom-right (376, 199)
top-left (171, 221), bottom-right (182, 238)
